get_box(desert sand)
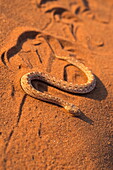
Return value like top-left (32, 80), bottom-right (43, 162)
top-left (0, 0), bottom-right (113, 169)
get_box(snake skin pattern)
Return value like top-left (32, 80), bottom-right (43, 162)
top-left (21, 55), bottom-right (96, 116)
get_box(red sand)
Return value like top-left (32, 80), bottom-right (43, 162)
top-left (0, 0), bottom-right (113, 169)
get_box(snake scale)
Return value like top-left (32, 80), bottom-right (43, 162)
top-left (21, 55), bottom-right (96, 116)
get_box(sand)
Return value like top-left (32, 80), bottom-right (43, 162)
top-left (0, 0), bottom-right (113, 169)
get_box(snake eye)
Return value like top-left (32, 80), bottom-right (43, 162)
top-left (70, 105), bottom-right (77, 113)
top-left (69, 105), bottom-right (81, 116)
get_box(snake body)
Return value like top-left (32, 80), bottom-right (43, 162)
top-left (21, 55), bottom-right (96, 116)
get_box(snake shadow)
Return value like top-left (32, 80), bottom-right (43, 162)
top-left (73, 111), bottom-right (94, 125)
top-left (30, 70), bottom-right (107, 126)
top-left (79, 75), bottom-right (108, 101)
top-left (64, 65), bottom-right (108, 101)
top-left (71, 75), bottom-right (108, 124)
top-left (31, 79), bottom-right (98, 125)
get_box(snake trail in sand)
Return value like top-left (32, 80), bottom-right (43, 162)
top-left (20, 55), bottom-right (96, 116)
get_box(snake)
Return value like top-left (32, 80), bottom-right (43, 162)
top-left (20, 55), bottom-right (96, 116)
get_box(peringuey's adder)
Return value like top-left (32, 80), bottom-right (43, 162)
top-left (20, 55), bottom-right (96, 116)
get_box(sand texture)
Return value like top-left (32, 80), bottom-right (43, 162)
top-left (0, 0), bottom-right (113, 169)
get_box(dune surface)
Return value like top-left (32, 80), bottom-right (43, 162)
top-left (0, 0), bottom-right (113, 169)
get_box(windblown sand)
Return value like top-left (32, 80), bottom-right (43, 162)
top-left (0, 0), bottom-right (113, 169)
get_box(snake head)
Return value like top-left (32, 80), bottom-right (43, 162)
top-left (64, 104), bottom-right (81, 116)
